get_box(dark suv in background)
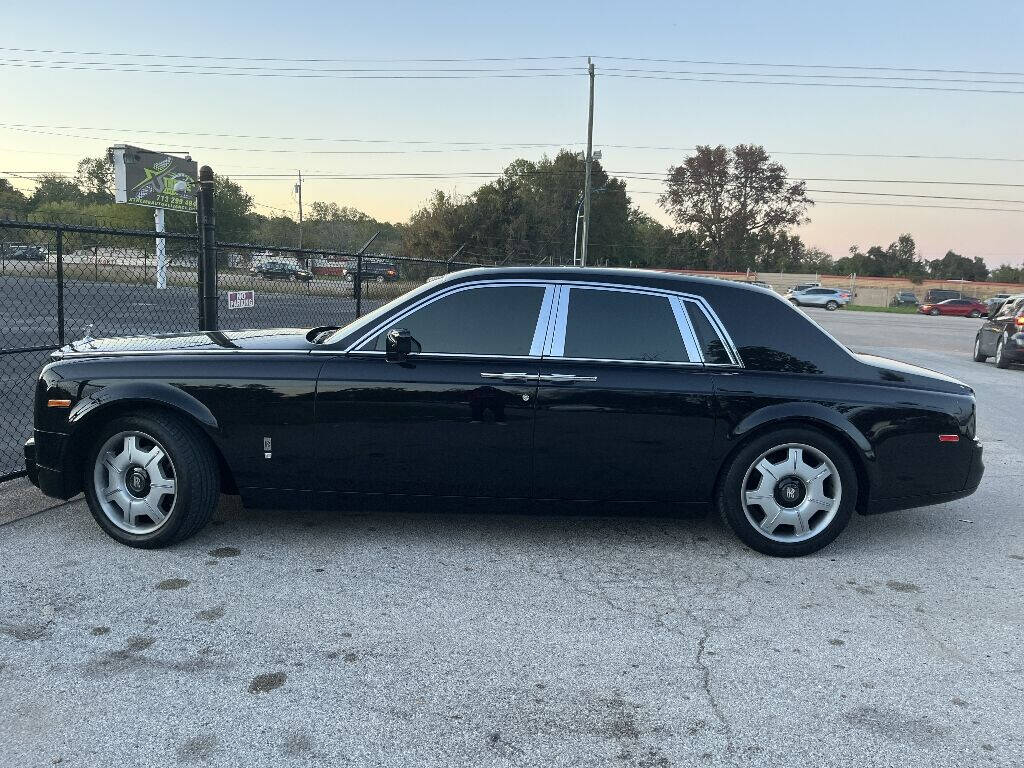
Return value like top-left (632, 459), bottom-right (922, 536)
top-left (974, 294), bottom-right (1024, 368)
top-left (924, 288), bottom-right (970, 303)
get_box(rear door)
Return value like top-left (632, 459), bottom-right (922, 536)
top-left (981, 297), bottom-right (1022, 353)
top-left (531, 284), bottom-right (718, 503)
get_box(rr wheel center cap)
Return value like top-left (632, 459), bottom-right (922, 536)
top-left (126, 466), bottom-right (151, 498)
top-left (774, 476), bottom-right (806, 508)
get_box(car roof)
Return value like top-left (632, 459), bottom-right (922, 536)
top-left (438, 266), bottom-right (778, 296)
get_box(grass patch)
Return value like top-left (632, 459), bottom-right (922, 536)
top-left (844, 304), bottom-right (920, 314)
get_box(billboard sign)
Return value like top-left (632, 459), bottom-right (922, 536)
top-left (110, 145), bottom-right (198, 213)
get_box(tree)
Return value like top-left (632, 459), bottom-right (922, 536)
top-left (659, 144), bottom-right (812, 270)
top-left (989, 264), bottom-right (1023, 283)
top-left (835, 235), bottom-right (925, 278)
top-left (926, 250), bottom-right (989, 281)
top-left (28, 174), bottom-right (84, 208)
top-left (211, 174), bottom-right (254, 243)
top-left (0, 178), bottom-right (28, 214)
top-left (74, 157), bottom-right (115, 203)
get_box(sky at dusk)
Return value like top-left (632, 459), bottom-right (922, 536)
top-left (1, 0), bottom-right (1022, 266)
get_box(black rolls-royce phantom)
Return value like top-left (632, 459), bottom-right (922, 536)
top-left (24, 267), bottom-right (983, 556)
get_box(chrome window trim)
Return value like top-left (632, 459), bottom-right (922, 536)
top-left (333, 276), bottom-right (743, 368)
top-left (544, 280), bottom-right (742, 367)
top-left (546, 283), bottom-right (713, 366)
top-left (529, 286), bottom-right (557, 357)
top-left (545, 285), bottom-right (570, 357)
top-left (345, 279), bottom-right (554, 355)
top-left (545, 356), bottom-right (705, 369)
top-left (670, 296), bottom-right (702, 363)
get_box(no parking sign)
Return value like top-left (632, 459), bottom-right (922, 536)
top-left (227, 290), bottom-right (255, 310)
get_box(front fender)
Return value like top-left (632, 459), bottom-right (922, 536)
top-left (68, 381), bottom-right (219, 431)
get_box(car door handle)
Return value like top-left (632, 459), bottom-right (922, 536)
top-left (480, 372), bottom-right (540, 382)
top-left (537, 373), bottom-right (598, 383)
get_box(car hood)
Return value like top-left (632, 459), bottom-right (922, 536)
top-left (56, 328), bottom-right (316, 358)
top-left (854, 353), bottom-right (972, 394)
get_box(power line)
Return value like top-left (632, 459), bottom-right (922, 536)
top-left (4, 47), bottom-right (1021, 78)
top-left (601, 66), bottom-right (1024, 87)
top-left (602, 72), bottom-right (1024, 96)
top-left (594, 55), bottom-right (1024, 78)
top-left (4, 122), bottom-right (1023, 164)
top-left (0, 61), bottom-right (585, 80)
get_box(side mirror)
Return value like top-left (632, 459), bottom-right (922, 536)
top-left (385, 328), bottom-right (419, 362)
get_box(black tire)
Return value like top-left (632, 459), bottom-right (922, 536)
top-left (972, 335), bottom-right (988, 362)
top-left (82, 411), bottom-right (219, 548)
top-left (968, 310), bottom-right (980, 318)
top-left (995, 337), bottom-right (1010, 369)
top-left (289, 274), bottom-right (297, 282)
top-left (375, 275), bottom-right (385, 283)
top-left (929, 308), bottom-right (940, 316)
top-left (825, 300), bottom-right (839, 311)
top-left (717, 427), bottom-right (858, 557)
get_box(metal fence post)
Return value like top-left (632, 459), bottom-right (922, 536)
top-left (56, 228), bottom-right (64, 347)
top-left (198, 166), bottom-right (218, 331)
top-left (355, 253), bottom-right (363, 318)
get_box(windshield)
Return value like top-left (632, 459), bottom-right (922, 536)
top-left (321, 280), bottom-right (442, 346)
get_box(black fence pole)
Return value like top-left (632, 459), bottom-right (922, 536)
top-left (355, 253), bottom-right (363, 317)
top-left (198, 166), bottom-right (218, 331)
top-left (55, 228), bottom-right (64, 347)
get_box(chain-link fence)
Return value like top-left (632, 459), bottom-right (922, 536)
top-left (0, 218), bottom-right (508, 481)
top-left (1, 219), bottom-right (201, 479)
top-left (214, 242), bottom-right (488, 330)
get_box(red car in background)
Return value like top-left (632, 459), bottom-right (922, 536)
top-left (918, 298), bottom-right (988, 317)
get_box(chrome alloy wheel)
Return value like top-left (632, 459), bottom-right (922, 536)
top-left (93, 431), bottom-right (177, 534)
top-left (740, 443), bottom-right (842, 543)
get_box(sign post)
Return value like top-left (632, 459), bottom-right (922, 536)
top-left (154, 207), bottom-right (167, 289)
top-left (110, 145), bottom-right (198, 290)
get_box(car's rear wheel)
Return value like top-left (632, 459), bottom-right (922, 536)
top-left (930, 308), bottom-right (940, 316)
top-left (995, 337), bottom-right (1010, 369)
top-left (375, 275), bottom-right (385, 283)
top-left (83, 412), bottom-right (219, 548)
top-left (717, 428), bottom-right (857, 557)
top-left (289, 274), bottom-right (297, 282)
top-left (973, 335), bottom-right (988, 362)
top-left (825, 300), bottom-right (839, 311)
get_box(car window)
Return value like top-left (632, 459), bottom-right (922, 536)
top-left (685, 303), bottom-right (732, 364)
top-left (561, 288), bottom-right (691, 362)
top-left (364, 284), bottom-right (545, 356)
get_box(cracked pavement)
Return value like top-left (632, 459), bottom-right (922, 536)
top-left (1, 310), bottom-right (1021, 767)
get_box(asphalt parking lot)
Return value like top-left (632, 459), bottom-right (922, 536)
top-left (1, 309), bottom-right (1021, 767)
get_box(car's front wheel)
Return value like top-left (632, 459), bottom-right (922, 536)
top-left (968, 310), bottom-right (981, 318)
top-left (717, 428), bottom-right (857, 557)
top-left (930, 308), bottom-right (940, 316)
top-left (83, 412), bottom-right (219, 548)
top-left (973, 335), bottom-right (988, 362)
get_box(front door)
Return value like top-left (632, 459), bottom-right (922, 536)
top-left (531, 285), bottom-right (718, 503)
top-left (314, 282), bottom-right (552, 501)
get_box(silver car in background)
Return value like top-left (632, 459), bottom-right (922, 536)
top-left (786, 287), bottom-right (851, 311)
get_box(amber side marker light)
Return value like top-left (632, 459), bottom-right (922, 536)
top-left (938, 434), bottom-right (960, 443)
top-left (47, 399), bottom-right (72, 408)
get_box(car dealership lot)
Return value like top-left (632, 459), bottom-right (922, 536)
top-left (1, 310), bottom-right (1021, 767)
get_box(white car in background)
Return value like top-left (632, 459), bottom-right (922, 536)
top-left (785, 287), bottom-right (851, 311)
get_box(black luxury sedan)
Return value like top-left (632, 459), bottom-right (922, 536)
top-left (251, 260), bottom-right (312, 282)
top-left (24, 268), bottom-right (983, 556)
top-left (973, 293), bottom-right (1024, 368)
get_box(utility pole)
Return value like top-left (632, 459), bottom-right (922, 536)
top-left (295, 170), bottom-right (303, 250)
top-left (580, 57), bottom-right (595, 267)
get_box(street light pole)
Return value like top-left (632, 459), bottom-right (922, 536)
top-left (580, 57), bottom-right (595, 267)
top-left (295, 170), bottom-right (303, 250)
